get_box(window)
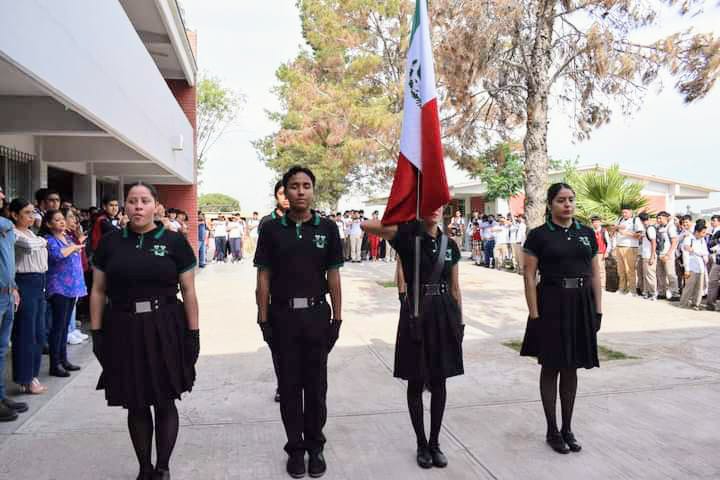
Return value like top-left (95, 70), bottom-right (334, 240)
top-left (0, 146), bottom-right (32, 201)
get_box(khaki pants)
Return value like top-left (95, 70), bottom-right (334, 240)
top-left (342, 237), bottom-right (350, 260)
top-left (494, 243), bottom-right (510, 270)
top-left (595, 254), bottom-right (606, 289)
top-left (707, 264), bottom-right (720, 307)
top-left (350, 235), bottom-right (363, 262)
top-left (512, 244), bottom-right (524, 274)
top-left (615, 246), bottom-right (638, 293)
top-left (386, 243), bottom-right (396, 262)
top-left (680, 271), bottom-right (706, 308)
top-left (657, 255), bottom-right (679, 298)
top-left (640, 258), bottom-right (657, 297)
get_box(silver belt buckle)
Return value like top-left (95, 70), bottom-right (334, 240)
top-left (292, 298), bottom-right (309, 309)
top-left (135, 301), bottom-right (152, 314)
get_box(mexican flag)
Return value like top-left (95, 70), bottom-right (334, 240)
top-left (382, 0), bottom-right (449, 225)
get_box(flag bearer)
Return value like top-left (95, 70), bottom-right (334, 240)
top-left (254, 166), bottom-right (343, 479)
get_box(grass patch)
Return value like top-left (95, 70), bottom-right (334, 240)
top-left (376, 280), bottom-right (397, 288)
top-left (502, 340), bottom-right (639, 361)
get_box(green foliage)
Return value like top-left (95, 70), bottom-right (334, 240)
top-left (564, 164), bottom-right (649, 225)
top-left (198, 193), bottom-right (241, 213)
top-left (477, 144), bottom-right (525, 201)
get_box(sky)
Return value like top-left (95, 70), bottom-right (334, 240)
top-left (184, 1), bottom-right (720, 214)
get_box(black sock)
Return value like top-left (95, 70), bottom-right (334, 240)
top-left (559, 368), bottom-right (578, 434)
top-left (154, 401), bottom-right (179, 471)
top-left (407, 380), bottom-right (428, 448)
top-left (540, 367), bottom-right (560, 437)
top-left (128, 407), bottom-right (154, 474)
top-left (428, 378), bottom-right (447, 448)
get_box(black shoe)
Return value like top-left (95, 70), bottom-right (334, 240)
top-left (2, 398), bottom-right (29, 413)
top-left (152, 468), bottom-right (170, 480)
top-left (274, 388), bottom-right (281, 403)
top-left (429, 446), bottom-right (448, 468)
top-left (286, 452), bottom-right (306, 478)
top-left (546, 432), bottom-right (570, 454)
top-left (61, 361), bottom-right (81, 372)
top-left (308, 451), bottom-right (326, 478)
top-left (0, 402), bottom-right (18, 422)
top-left (416, 446), bottom-right (433, 469)
top-left (561, 431), bottom-right (582, 452)
top-left (137, 469), bottom-right (154, 480)
top-left (42, 345), bottom-right (49, 355)
top-left (49, 366), bottom-right (70, 378)
top-left (669, 296), bottom-right (681, 302)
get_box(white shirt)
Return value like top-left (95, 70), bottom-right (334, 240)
top-left (641, 225), bottom-right (657, 259)
top-left (350, 219), bottom-right (362, 237)
top-left (616, 217), bottom-right (644, 248)
top-left (335, 220), bottom-right (346, 239)
top-left (494, 224), bottom-right (510, 244)
top-left (213, 222), bottom-right (227, 237)
top-left (248, 219), bottom-right (260, 238)
top-left (228, 221), bottom-right (244, 239)
top-left (685, 237), bottom-right (709, 273)
top-left (168, 219), bottom-right (181, 232)
top-left (656, 223), bottom-right (678, 256)
top-left (513, 222), bottom-right (527, 244)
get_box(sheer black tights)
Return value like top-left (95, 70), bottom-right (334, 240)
top-left (127, 401), bottom-right (179, 474)
top-left (407, 378), bottom-right (447, 448)
top-left (539, 367), bottom-right (578, 436)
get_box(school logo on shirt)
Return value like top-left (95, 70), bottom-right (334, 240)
top-left (314, 234), bottom-right (327, 249)
top-left (152, 245), bottom-right (168, 257)
top-left (445, 249), bottom-right (453, 261)
top-left (578, 236), bottom-right (591, 249)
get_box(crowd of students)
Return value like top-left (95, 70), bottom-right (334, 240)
top-left (0, 186), bottom-right (187, 423)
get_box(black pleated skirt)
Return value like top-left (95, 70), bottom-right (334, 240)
top-left (96, 302), bottom-right (195, 409)
top-left (521, 284), bottom-right (599, 369)
top-left (394, 293), bottom-right (464, 381)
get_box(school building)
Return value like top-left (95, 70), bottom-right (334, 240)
top-left (0, 0), bottom-right (199, 246)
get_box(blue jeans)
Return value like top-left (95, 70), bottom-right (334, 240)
top-left (198, 242), bottom-right (206, 267)
top-left (12, 273), bottom-right (46, 385)
top-left (48, 294), bottom-right (76, 369)
top-left (483, 240), bottom-right (496, 267)
top-left (0, 292), bottom-right (14, 399)
top-left (229, 238), bottom-right (242, 261)
top-left (214, 237), bottom-right (227, 262)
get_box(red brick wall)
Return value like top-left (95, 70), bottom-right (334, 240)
top-left (509, 194), bottom-right (526, 216)
top-left (470, 196), bottom-right (486, 214)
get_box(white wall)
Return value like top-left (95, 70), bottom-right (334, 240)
top-left (0, 134), bottom-right (35, 154)
top-left (0, 0), bottom-right (194, 182)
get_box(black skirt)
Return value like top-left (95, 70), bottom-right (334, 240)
top-left (394, 293), bottom-right (464, 381)
top-left (96, 302), bottom-right (195, 409)
top-left (521, 284), bottom-right (599, 369)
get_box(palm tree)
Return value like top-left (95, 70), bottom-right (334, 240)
top-left (565, 164), bottom-right (649, 225)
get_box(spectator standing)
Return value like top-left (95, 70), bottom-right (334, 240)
top-left (655, 212), bottom-right (680, 301)
top-left (198, 212), bottom-right (208, 268)
top-left (349, 211), bottom-right (363, 263)
top-left (679, 221), bottom-right (709, 310)
top-left (480, 215), bottom-right (496, 268)
top-left (212, 216), bottom-right (228, 263)
top-left (33, 188), bottom-right (61, 232)
top-left (335, 212), bottom-right (346, 260)
top-left (706, 218), bottom-right (720, 311)
top-left (62, 207), bottom-right (89, 345)
top-left (493, 215), bottom-right (511, 270)
top-left (676, 215), bottom-right (693, 293)
top-left (368, 211), bottom-right (381, 261)
top-left (511, 215), bottom-right (528, 275)
top-left (449, 210), bottom-right (465, 251)
top-left (247, 212), bottom-right (260, 255)
top-left (228, 216), bottom-right (244, 263)
top-left (343, 212), bottom-right (352, 261)
top-left (615, 207), bottom-right (644, 295)
top-left (89, 194), bottom-right (121, 261)
top-left (590, 217), bottom-right (611, 290)
top-left (10, 199), bottom-right (49, 396)
top-left (638, 213), bottom-right (658, 300)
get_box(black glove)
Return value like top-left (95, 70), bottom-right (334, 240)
top-left (184, 329), bottom-right (200, 366)
top-left (91, 329), bottom-right (105, 367)
top-left (595, 313), bottom-right (603, 333)
top-left (258, 321), bottom-right (273, 347)
top-left (328, 319), bottom-right (342, 352)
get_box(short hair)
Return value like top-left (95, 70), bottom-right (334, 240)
top-left (682, 214), bottom-right (693, 222)
top-left (126, 181), bottom-right (159, 201)
top-left (273, 180), bottom-right (283, 198)
top-left (695, 219), bottom-right (707, 232)
top-left (657, 211), bottom-right (670, 218)
top-left (44, 189), bottom-right (60, 201)
top-left (711, 215), bottom-right (720, 222)
top-left (639, 212), bottom-right (649, 221)
top-left (102, 193), bottom-right (119, 206)
top-left (253, 211), bottom-right (259, 215)
top-left (282, 166), bottom-right (316, 190)
top-left (35, 188), bottom-right (48, 204)
top-left (591, 215), bottom-right (602, 222)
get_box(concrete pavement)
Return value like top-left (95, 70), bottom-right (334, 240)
top-left (0, 258), bottom-right (719, 479)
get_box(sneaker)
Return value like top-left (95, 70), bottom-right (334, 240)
top-left (67, 333), bottom-right (83, 345)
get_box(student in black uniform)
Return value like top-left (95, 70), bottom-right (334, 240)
top-left (362, 206), bottom-right (464, 469)
top-left (520, 183), bottom-right (602, 455)
top-left (90, 182), bottom-right (200, 480)
top-left (254, 166), bottom-right (343, 479)
top-left (257, 180), bottom-right (290, 403)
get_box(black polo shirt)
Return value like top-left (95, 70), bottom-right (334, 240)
top-left (523, 220), bottom-right (598, 278)
top-left (254, 210), bottom-right (343, 299)
top-left (258, 209), bottom-right (283, 234)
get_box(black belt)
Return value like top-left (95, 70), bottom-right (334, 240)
top-left (272, 295), bottom-right (326, 310)
top-left (109, 296), bottom-right (179, 314)
top-left (422, 283), bottom-right (449, 296)
top-left (541, 277), bottom-right (588, 289)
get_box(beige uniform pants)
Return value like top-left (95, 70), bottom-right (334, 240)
top-left (512, 244), bottom-right (524, 274)
top-left (640, 258), bottom-right (657, 297)
top-left (615, 246), bottom-right (638, 293)
top-left (494, 244), bottom-right (510, 270)
top-left (680, 271), bottom-right (706, 308)
top-left (595, 254), bottom-right (606, 289)
top-left (656, 255), bottom-right (679, 298)
top-left (707, 264), bottom-right (720, 307)
top-left (350, 235), bottom-right (363, 262)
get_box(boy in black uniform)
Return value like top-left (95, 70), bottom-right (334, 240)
top-left (254, 166), bottom-right (343, 479)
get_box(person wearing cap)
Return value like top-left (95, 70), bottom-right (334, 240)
top-left (254, 166), bottom-right (343, 479)
top-left (655, 211), bottom-right (680, 301)
top-left (614, 206), bottom-right (644, 295)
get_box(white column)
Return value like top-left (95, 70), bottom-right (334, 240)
top-left (31, 137), bottom-right (48, 193)
top-left (118, 176), bottom-right (125, 206)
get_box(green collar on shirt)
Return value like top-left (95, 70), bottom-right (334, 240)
top-left (546, 219), bottom-right (581, 232)
top-left (280, 211), bottom-right (321, 228)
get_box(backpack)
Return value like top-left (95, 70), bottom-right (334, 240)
top-left (652, 225), bottom-right (667, 255)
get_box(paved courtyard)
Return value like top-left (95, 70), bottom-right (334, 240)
top-left (0, 258), bottom-right (719, 479)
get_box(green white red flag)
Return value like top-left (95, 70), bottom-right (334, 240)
top-left (382, 0), bottom-right (449, 225)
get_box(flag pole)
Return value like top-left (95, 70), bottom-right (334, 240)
top-left (413, 172), bottom-right (421, 318)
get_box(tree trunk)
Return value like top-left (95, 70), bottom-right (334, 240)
top-left (523, 1), bottom-right (555, 228)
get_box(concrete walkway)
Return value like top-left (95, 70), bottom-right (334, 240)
top-left (0, 258), bottom-right (719, 479)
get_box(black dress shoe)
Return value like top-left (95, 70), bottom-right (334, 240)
top-left (137, 470), bottom-right (154, 480)
top-left (152, 468), bottom-right (170, 480)
top-left (2, 398), bottom-right (29, 413)
top-left (42, 345), bottom-right (49, 355)
top-left (49, 366), bottom-right (70, 378)
top-left (562, 430), bottom-right (582, 452)
top-left (0, 402), bottom-right (18, 422)
top-left (546, 432), bottom-right (570, 454)
top-left (61, 362), bottom-right (81, 372)
top-left (429, 446), bottom-right (448, 468)
top-left (308, 451), bottom-right (326, 478)
top-left (274, 388), bottom-right (281, 403)
top-left (416, 446), bottom-right (433, 469)
top-left (286, 452), bottom-right (306, 478)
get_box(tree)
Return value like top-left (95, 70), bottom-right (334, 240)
top-left (198, 193), bottom-right (241, 213)
top-left (255, 0), bottom-right (413, 207)
top-left (197, 74), bottom-right (244, 177)
top-left (457, 142), bottom-right (526, 201)
top-left (564, 164), bottom-right (648, 224)
top-left (432, 0), bottom-right (719, 227)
